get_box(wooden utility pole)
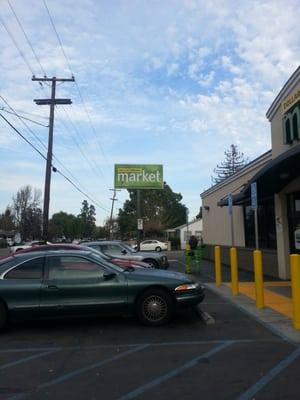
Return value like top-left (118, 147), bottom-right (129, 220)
top-left (109, 189), bottom-right (120, 239)
top-left (32, 76), bottom-right (74, 241)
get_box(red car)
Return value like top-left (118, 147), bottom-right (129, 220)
top-left (13, 244), bottom-right (152, 269)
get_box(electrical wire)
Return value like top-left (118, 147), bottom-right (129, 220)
top-left (0, 96), bottom-right (108, 210)
top-left (0, 112), bottom-right (110, 212)
top-left (6, 0), bottom-right (47, 77)
top-left (0, 14), bottom-right (34, 75)
top-left (0, 106), bottom-right (49, 128)
top-left (42, 0), bottom-right (111, 188)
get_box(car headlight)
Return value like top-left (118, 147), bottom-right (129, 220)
top-left (175, 283), bottom-right (200, 292)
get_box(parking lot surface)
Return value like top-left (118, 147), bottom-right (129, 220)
top-left (0, 251), bottom-right (300, 400)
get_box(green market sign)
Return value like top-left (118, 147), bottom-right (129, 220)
top-left (114, 164), bottom-right (163, 189)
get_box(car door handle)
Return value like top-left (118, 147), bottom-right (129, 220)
top-left (46, 285), bottom-right (59, 290)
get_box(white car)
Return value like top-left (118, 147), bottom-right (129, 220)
top-left (138, 240), bottom-right (168, 252)
top-left (10, 240), bottom-right (50, 253)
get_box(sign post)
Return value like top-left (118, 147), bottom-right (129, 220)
top-left (114, 164), bottom-right (164, 249)
top-left (228, 193), bottom-right (234, 247)
top-left (251, 182), bottom-right (259, 249)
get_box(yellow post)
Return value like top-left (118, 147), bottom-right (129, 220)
top-left (185, 244), bottom-right (191, 273)
top-left (253, 250), bottom-right (264, 308)
top-left (230, 247), bottom-right (239, 295)
top-left (214, 246), bottom-right (221, 286)
top-left (290, 254), bottom-right (300, 330)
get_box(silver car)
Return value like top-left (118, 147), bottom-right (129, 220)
top-left (83, 241), bottom-right (169, 269)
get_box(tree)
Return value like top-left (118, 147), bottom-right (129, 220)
top-left (118, 182), bottom-right (187, 239)
top-left (212, 144), bottom-right (249, 184)
top-left (78, 200), bottom-right (96, 238)
top-left (11, 186), bottom-right (42, 240)
top-left (0, 207), bottom-right (15, 231)
top-left (48, 211), bottom-right (81, 240)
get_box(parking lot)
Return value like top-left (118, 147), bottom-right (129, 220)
top-left (0, 252), bottom-right (300, 400)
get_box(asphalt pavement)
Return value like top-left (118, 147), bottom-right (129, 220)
top-left (0, 250), bottom-right (300, 399)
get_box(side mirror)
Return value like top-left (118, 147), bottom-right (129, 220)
top-left (103, 272), bottom-right (117, 281)
top-left (121, 249), bottom-right (127, 255)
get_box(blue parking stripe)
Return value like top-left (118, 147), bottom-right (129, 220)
top-left (237, 347), bottom-right (300, 400)
top-left (0, 350), bottom-right (56, 370)
top-left (118, 341), bottom-right (234, 400)
top-left (7, 344), bottom-right (148, 400)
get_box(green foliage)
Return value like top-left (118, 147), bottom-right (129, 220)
top-left (11, 185), bottom-right (42, 240)
top-left (212, 144), bottom-right (249, 184)
top-left (0, 207), bottom-right (15, 231)
top-left (78, 200), bottom-right (96, 238)
top-left (118, 182), bottom-right (187, 238)
top-left (49, 211), bottom-right (81, 239)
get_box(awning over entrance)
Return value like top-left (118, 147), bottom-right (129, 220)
top-left (218, 144), bottom-right (300, 207)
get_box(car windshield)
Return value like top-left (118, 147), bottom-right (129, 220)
top-left (89, 251), bottom-right (124, 273)
top-left (121, 243), bottom-right (135, 253)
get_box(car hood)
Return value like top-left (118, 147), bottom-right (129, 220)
top-left (125, 267), bottom-right (192, 283)
top-left (132, 251), bottom-right (166, 259)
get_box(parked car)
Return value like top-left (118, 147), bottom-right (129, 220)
top-left (0, 249), bottom-right (205, 330)
top-left (134, 240), bottom-right (168, 252)
top-left (84, 241), bottom-right (169, 269)
top-left (10, 241), bottom-right (51, 254)
top-left (14, 244), bottom-right (151, 270)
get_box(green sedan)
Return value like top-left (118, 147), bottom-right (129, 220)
top-left (0, 249), bottom-right (205, 330)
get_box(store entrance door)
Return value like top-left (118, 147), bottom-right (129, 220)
top-left (287, 192), bottom-right (300, 254)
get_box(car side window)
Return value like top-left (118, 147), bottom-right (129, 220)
top-left (4, 257), bottom-right (44, 280)
top-left (105, 245), bottom-right (123, 256)
top-left (48, 256), bottom-right (104, 280)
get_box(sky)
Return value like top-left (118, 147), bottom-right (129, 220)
top-left (0, 0), bottom-right (300, 226)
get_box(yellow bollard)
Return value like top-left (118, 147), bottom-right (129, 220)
top-left (230, 247), bottom-right (239, 295)
top-left (290, 254), bottom-right (300, 330)
top-left (185, 244), bottom-right (191, 274)
top-left (214, 246), bottom-right (222, 286)
top-left (253, 250), bottom-right (264, 308)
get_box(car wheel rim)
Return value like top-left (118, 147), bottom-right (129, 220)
top-left (142, 295), bottom-right (167, 322)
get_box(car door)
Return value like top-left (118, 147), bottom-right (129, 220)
top-left (1, 256), bottom-right (44, 318)
top-left (141, 240), bottom-right (151, 251)
top-left (40, 254), bottom-right (128, 317)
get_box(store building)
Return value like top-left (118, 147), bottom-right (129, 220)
top-left (201, 66), bottom-right (300, 279)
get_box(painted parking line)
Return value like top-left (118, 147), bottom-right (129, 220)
top-left (237, 347), bottom-right (300, 400)
top-left (0, 350), bottom-right (57, 370)
top-left (118, 341), bottom-right (234, 400)
top-left (0, 339), bottom-right (281, 355)
top-left (7, 344), bottom-right (149, 400)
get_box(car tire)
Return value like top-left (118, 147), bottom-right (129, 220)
top-left (0, 301), bottom-right (8, 332)
top-left (136, 289), bottom-right (173, 326)
top-left (155, 246), bottom-right (162, 252)
top-left (143, 259), bottom-right (158, 268)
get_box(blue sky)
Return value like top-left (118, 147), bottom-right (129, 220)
top-left (1, 0), bottom-right (300, 225)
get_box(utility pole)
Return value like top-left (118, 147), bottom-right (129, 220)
top-left (109, 189), bottom-right (120, 239)
top-left (32, 76), bottom-right (74, 241)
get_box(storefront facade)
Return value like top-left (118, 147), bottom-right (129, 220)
top-left (201, 66), bottom-right (300, 279)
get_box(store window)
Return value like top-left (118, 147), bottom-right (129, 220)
top-left (244, 198), bottom-right (276, 249)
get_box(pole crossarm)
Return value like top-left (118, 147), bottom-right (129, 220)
top-left (32, 76), bottom-right (75, 82)
top-left (34, 99), bottom-right (72, 105)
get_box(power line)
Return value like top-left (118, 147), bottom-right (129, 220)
top-left (1, 97), bottom-right (108, 211)
top-left (0, 106), bottom-right (49, 128)
top-left (7, 0), bottom-right (47, 77)
top-left (42, 0), bottom-right (73, 76)
top-left (0, 112), bottom-right (110, 212)
top-left (42, 0), bottom-right (111, 187)
top-left (0, 14), bottom-right (34, 75)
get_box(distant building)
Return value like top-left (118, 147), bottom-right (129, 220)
top-left (201, 66), bottom-right (300, 279)
top-left (166, 219), bottom-right (202, 250)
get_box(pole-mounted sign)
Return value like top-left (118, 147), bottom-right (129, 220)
top-left (114, 164), bottom-right (163, 189)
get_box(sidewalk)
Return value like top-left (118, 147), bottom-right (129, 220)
top-left (185, 257), bottom-right (300, 344)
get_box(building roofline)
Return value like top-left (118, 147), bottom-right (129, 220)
top-left (201, 149), bottom-right (272, 198)
top-left (266, 66), bottom-right (300, 121)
